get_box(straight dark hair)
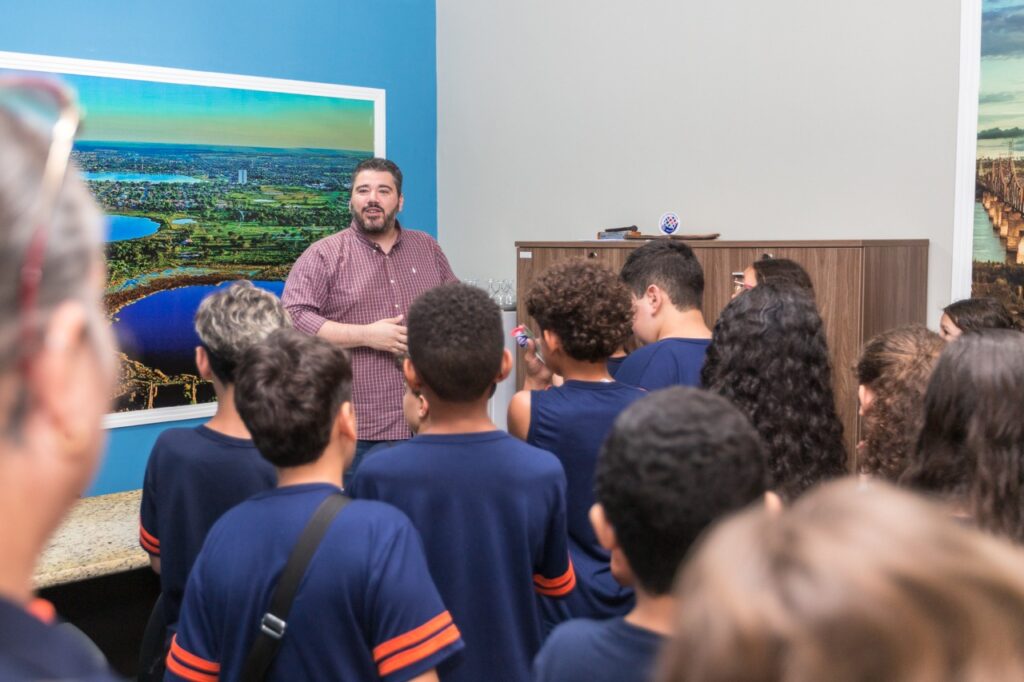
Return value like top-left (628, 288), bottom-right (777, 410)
top-left (620, 240), bottom-right (704, 311)
top-left (234, 328), bottom-right (352, 468)
top-left (901, 330), bottom-right (1024, 542)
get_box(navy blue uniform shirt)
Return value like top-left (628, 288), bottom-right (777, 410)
top-left (0, 597), bottom-right (120, 681)
top-left (352, 431), bottom-right (575, 682)
top-left (169, 483), bottom-right (463, 682)
top-left (532, 617), bottom-right (664, 682)
top-left (528, 380), bottom-right (645, 621)
top-left (140, 425), bottom-right (277, 636)
top-left (614, 337), bottom-right (711, 390)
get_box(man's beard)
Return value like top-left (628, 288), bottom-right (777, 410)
top-left (352, 203), bottom-right (399, 234)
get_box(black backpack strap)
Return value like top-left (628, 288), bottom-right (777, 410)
top-left (240, 492), bottom-right (350, 682)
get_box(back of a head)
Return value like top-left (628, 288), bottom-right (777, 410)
top-left (234, 328), bottom-right (352, 468)
top-left (661, 479), bottom-right (1024, 682)
top-left (901, 330), bottom-right (1024, 540)
top-left (751, 258), bottom-right (814, 295)
top-left (526, 260), bottom-right (633, 362)
top-left (0, 107), bottom-right (104, 383)
top-left (943, 297), bottom-right (1017, 334)
top-left (596, 387), bottom-right (765, 595)
top-left (407, 282), bottom-right (503, 402)
top-left (194, 280), bottom-right (291, 384)
top-left (620, 240), bottom-right (704, 311)
top-left (855, 325), bottom-right (943, 481)
top-left (701, 284), bottom-right (846, 500)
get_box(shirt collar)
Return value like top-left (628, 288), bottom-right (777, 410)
top-left (350, 220), bottom-right (403, 252)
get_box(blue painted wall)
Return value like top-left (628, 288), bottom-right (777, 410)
top-left (0, 0), bottom-right (437, 495)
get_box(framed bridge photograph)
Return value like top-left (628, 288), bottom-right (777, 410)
top-left (952, 0), bottom-right (1024, 315)
top-left (0, 51), bottom-right (385, 426)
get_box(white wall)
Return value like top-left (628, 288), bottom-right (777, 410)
top-left (437, 0), bottom-right (964, 327)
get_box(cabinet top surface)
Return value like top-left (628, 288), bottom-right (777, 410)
top-left (515, 239), bottom-right (930, 249)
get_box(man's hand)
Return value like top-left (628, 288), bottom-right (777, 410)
top-left (363, 315), bottom-right (408, 354)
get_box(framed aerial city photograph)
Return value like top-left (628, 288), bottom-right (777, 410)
top-left (0, 51), bottom-right (385, 426)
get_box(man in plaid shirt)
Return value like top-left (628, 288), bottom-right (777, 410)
top-left (282, 158), bottom-right (457, 485)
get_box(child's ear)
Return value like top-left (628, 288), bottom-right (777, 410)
top-left (764, 490), bottom-right (784, 514)
top-left (590, 503), bottom-right (619, 552)
top-left (404, 357), bottom-right (425, 394)
top-left (541, 328), bottom-right (562, 355)
top-left (646, 284), bottom-right (662, 315)
top-left (335, 401), bottom-right (357, 441)
top-left (496, 349), bottom-right (513, 382)
top-left (195, 346), bottom-right (213, 381)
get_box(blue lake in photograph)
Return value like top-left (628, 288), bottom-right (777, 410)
top-left (113, 280), bottom-right (286, 377)
top-left (106, 215), bottom-right (161, 242)
top-left (85, 172), bottom-right (203, 183)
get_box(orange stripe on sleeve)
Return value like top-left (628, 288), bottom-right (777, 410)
top-left (169, 635), bottom-right (220, 674)
top-left (140, 522), bottom-right (160, 548)
top-left (534, 559), bottom-right (576, 597)
top-left (166, 654), bottom-right (218, 682)
top-left (373, 611), bottom-right (453, 662)
top-left (377, 623), bottom-right (461, 677)
top-left (140, 534), bottom-right (160, 556)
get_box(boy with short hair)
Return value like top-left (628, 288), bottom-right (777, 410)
top-left (140, 281), bottom-right (285, 647)
top-left (532, 387), bottom-right (766, 682)
top-left (352, 283), bottom-right (575, 682)
top-left (508, 260), bottom-right (645, 623)
top-left (168, 329), bottom-right (462, 681)
top-left (616, 241), bottom-right (712, 389)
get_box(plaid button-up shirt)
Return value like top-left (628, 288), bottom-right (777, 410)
top-left (282, 223), bottom-right (457, 440)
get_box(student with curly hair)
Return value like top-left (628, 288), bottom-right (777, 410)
top-left (855, 325), bottom-right (943, 482)
top-left (733, 256), bottom-right (814, 298)
top-left (509, 260), bottom-right (645, 624)
top-left (901, 330), bottom-right (1024, 542)
top-left (533, 387), bottom-right (766, 682)
top-left (616, 241), bottom-right (712, 390)
top-left (939, 297), bottom-right (1017, 341)
top-left (661, 480), bottom-right (1024, 682)
top-left (701, 284), bottom-right (846, 501)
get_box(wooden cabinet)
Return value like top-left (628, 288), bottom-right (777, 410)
top-left (515, 240), bottom-right (929, 465)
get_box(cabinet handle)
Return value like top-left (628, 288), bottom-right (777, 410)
top-left (587, 251), bottom-right (598, 259)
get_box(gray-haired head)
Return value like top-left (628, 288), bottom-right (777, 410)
top-left (194, 280), bottom-right (291, 384)
top-left (0, 107), bottom-right (105, 377)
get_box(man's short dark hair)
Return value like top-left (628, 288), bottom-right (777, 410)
top-left (407, 283), bottom-right (503, 402)
top-left (234, 328), bottom-right (352, 468)
top-left (596, 386), bottom-right (766, 594)
top-left (620, 240), bottom-right (704, 311)
top-left (526, 260), bottom-right (633, 362)
top-left (352, 157), bottom-right (403, 195)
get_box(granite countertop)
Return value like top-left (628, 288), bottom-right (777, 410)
top-left (35, 489), bottom-right (149, 589)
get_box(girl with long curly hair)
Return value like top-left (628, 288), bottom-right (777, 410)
top-left (900, 330), bottom-right (1024, 542)
top-left (855, 325), bottom-right (943, 482)
top-left (701, 284), bottom-right (846, 500)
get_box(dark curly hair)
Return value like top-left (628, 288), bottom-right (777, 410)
top-left (526, 260), bottom-right (633, 362)
top-left (751, 257), bottom-right (814, 295)
top-left (701, 284), bottom-right (847, 501)
top-left (408, 282), bottom-right (504, 402)
top-left (596, 387), bottom-right (766, 595)
top-left (855, 325), bottom-right (943, 481)
top-left (900, 330), bottom-right (1024, 542)
top-left (943, 297), bottom-right (1018, 334)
